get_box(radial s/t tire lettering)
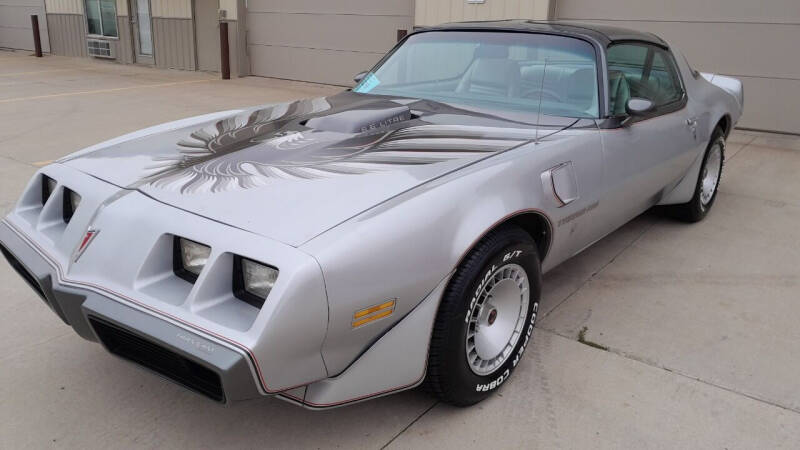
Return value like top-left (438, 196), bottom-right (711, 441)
top-left (425, 224), bottom-right (541, 406)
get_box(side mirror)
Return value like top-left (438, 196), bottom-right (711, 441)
top-left (353, 71), bottom-right (368, 84)
top-left (621, 98), bottom-right (655, 126)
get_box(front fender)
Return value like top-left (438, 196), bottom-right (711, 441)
top-left (300, 129), bottom-right (599, 375)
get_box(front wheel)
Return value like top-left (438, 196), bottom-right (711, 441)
top-left (425, 224), bottom-right (541, 406)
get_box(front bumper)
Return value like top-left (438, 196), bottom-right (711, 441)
top-left (0, 221), bottom-right (261, 403)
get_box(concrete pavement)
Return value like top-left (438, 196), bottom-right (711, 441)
top-left (1, 50), bottom-right (799, 449)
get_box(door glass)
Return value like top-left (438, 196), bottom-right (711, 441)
top-left (137, 0), bottom-right (153, 56)
top-left (607, 44), bottom-right (647, 115)
top-left (607, 43), bottom-right (685, 112)
top-left (649, 51), bottom-right (683, 105)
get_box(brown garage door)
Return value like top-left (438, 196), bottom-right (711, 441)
top-left (246, 0), bottom-right (414, 86)
top-left (554, 0), bottom-right (800, 133)
top-left (0, 0), bottom-right (49, 52)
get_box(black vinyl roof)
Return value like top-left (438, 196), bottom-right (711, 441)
top-left (422, 20), bottom-right (667, 48)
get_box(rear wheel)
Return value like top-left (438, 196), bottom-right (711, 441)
top-left (668, 127), bottom-right (725, 222)
top-left (425, 225), bottom-right (541, 406)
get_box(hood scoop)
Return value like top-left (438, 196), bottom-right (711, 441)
top-left (305, 100), bottom-right (412, 134)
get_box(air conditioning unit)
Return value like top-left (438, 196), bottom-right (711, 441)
top-left (87, 39), bottom-right (115, 59)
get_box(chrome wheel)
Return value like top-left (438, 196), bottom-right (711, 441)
top-left (700, 142), bottom-right (723, 207)
top-left (465, 263), bottom-right (530, 376)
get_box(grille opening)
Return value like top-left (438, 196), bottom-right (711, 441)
top-left (89, 317), bottom-right (224, 402)
top-left (0, 243), bottom-right (47, 302)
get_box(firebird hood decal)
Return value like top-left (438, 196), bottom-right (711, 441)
top-left (62, 92), bottom-right (583, 245)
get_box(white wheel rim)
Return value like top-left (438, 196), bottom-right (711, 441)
top-left (465, 263), bottom-right (530, 376)
top-left (700, 142), bottom-right (722, 207)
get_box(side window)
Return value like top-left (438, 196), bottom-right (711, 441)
top-left (607, 43), bottom-right (685, 115)
top-left (649, 50), bottom-right (683, 105)
top-left (606, 44), bottom-right (647, 115)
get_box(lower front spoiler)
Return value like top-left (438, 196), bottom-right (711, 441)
top-left (0, 224), bottom-right (261, 404)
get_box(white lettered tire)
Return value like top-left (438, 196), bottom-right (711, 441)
top-left (424, 224), bottom-right (541, 406)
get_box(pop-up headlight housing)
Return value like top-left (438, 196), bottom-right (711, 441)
top-left (41, 175), bottom-right (57, 205)
top-left (233, 256), bottom-right (278, 308)
top-left (173, 237), bottom-right (211, 283)
top-left (62, 188), bottom-right (81, 223)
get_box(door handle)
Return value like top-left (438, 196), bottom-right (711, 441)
top-left (686, 117), bottom-right (698, 127)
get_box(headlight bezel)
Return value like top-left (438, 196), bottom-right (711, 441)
top-left (41, 175), bottom-right (57, 205)
top-left (62, 188), bottom-right (81, 223)
top-left (233, 255), bottom-right (278, 309)
top-left (173, 236), bottom-right (211, 283)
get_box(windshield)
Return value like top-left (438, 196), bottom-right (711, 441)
top-left (354, 31), bottom-right (600, 119)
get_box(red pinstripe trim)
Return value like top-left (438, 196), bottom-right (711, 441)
top-left (298, 375), bottom-right (426, 408)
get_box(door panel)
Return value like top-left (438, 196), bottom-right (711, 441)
top-left (599, 111), bottom-right (696, 223)
top-left (592, 43), bottom-right (700, 238)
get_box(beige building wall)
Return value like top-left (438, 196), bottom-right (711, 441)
top-left (151, 0), bottom-right (193, 19)
top-left (116, 0), bottom-right (127, 17)
top-left (246, 0), bottom-right (415, 85)
top-left (44, 0), bottom-right (82, 14)
top-left (553, 0), bottom-right (800, 133)
top-left (45, 0), bottom-right (127, 15)
top-left (415, 0), bottom-right (552, 26)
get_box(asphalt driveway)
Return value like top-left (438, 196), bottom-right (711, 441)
top-left (1, 50), bottom-right (799, 449)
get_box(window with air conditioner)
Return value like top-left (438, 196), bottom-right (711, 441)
top-left (85, 0), bottom-right (118, 37)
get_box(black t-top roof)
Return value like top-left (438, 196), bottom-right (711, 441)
top-left (421, 20), bottom-right (667, 48)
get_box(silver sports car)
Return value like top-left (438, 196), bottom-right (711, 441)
top-left (0, 21), bottom-right (742, 409)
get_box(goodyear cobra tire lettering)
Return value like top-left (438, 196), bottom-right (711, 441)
top-left (425, 224), bottom-right (542, 407)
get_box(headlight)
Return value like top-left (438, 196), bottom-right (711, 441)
top-left (62, 188), bottom-right (81, 223)
top-left (173, 237), bottom-right (211, 283)
top-left (234, 256), bottom-right (278, 308)
top-left (41, 175), bottom-right (57, 204)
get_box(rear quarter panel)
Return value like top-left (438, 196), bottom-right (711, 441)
top-left (672, 44), bottom-right (742, 140)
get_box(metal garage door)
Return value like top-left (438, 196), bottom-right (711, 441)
top-left (554, 0), bottom-right (800, 133)
top-left (246, 0), bottom-right (414, 86)
top-left (0, 0), bottom-right (50, 52)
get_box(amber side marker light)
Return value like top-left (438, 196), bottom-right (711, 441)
top-left (352, 300), bottom-right (396, 328)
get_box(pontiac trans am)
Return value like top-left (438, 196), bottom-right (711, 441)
top-left (0, 21), bottom-right (743, 408)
